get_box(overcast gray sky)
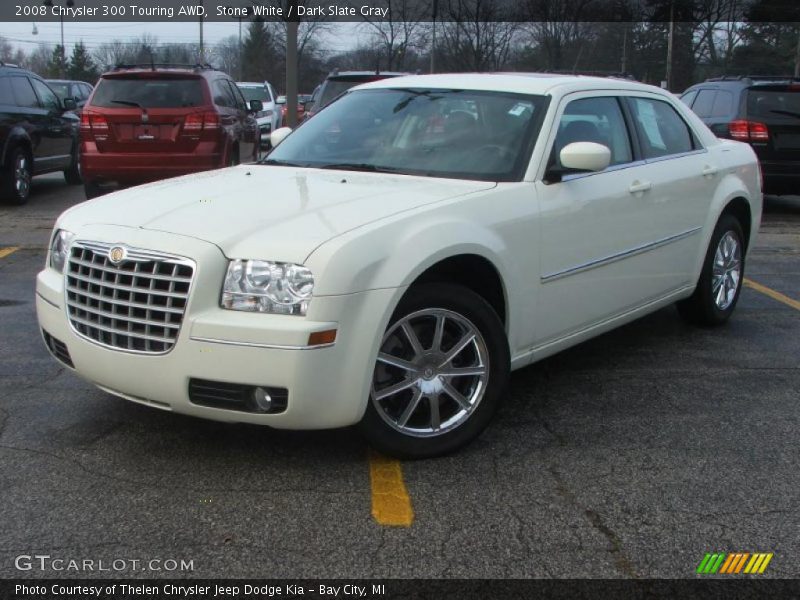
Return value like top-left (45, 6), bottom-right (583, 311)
top-left (0, 20), bottom-right (359, 57)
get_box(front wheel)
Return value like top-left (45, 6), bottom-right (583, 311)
top-left (359, 283), bottom-right (509, 459)
top-left (677, 214), bottom-right (745, 326)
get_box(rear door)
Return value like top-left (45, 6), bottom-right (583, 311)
top-left (29, 77), bottom-right (73, 168)
top-left (85, 73), bottom-right (209, 155)
top-left (8, 76), bottom-right (55, 172)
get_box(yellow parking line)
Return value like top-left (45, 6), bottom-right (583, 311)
top-left (0, 246), bottom-right (19, 259)
top-left (744, 278), bottom-right (800, 311)
top-left (368, 450), bottom-right (414, 526)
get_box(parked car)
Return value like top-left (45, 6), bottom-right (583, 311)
top-left (80, 63), bottom-right (262, 199)
top-left (275, 94), bottom-right (305, 125)
top-left (46, 79), bottom-right (94, 111)
top-left (236, 81), bottom-right (279, 149)
top-left (37, 73), bottom-right (761, 458)
top-left (0, 64), bottom-right (80, 204)
top-left (302, 70), bottom-right (408, 120)
top-left (681, 75), bottom-right (800, 195)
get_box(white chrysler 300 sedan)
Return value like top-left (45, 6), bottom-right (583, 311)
top-left (36, 74), bottom-right (761, 458)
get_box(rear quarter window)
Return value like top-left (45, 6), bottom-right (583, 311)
top-left (90, 78), bottom-right (205, 108)
top-left (692, 89), bottom-right (716, 118)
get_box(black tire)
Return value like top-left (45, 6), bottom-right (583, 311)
top-left (83, 180), bottom-right (107, 200)
top-left (677, 213), bottom-right (745, 326)
top-left (1, 146), bottom-right (33, 205)
top-left (359, 283), bottom-right (510, 459)
top-left (63, 145), bottom-right (82, 185)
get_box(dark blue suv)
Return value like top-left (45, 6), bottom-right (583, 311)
top-left (681, 76), bottom-right (800, 196)
top-left (0, 63), bottom-right (80, 204)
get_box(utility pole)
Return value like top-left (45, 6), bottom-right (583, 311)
top-left (430, 0), bottom-right (438, 73)
top-left (286, 20), bottom-right (298, 127)
top-left (621, 25), bottom-right (627, 74)
top-left (199, 0), bottom-right (204, 63)
top-left (665, 1), bottom-right (674, 90)
top-left (43, 0), bottom-right (74, 77)
top-left (795, 27), bottom-right (800, 78)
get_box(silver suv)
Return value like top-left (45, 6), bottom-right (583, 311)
top-left (236, 81), bottom-right (280, 148)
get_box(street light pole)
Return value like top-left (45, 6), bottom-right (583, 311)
top-left (43, 0), bottom-right (74, 78)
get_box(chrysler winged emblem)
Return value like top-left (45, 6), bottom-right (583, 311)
top-left (108, 246), bottom-right (127, 265)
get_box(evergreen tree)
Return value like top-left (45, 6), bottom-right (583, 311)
top-left (48, 45), bottom-right (68, 78)
top-left (67, 42), bottom-right (99, 83)
top-left (241, 20), bottom-right (276, 81)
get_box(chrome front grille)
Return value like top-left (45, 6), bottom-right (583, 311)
top-left (65, 241), bottom-right (195, 354)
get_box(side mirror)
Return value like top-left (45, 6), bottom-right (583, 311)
top-left (270, 127), bottom-right (292, 148)
top-left (248, 99), bottom-right (263, 113)
top-left (63, 98), bottom-right (77, 111)
top-left (559, 142), bottom-right (611, 173)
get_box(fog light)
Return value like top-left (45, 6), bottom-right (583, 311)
top-left (252, 387), bottom-right (272, 412)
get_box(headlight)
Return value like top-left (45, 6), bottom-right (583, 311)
top-left (49, 229), bottom-right (75, 273)
top-left (221, 259), bottom-right (314, 316)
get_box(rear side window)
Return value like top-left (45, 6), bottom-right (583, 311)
top-left (692, 89), bottom-right (716, 118)
top-left (628, 97), bottom-right (696, 158)
top-left (90, 78), bottom-right (205, 108)
top-left (10, 77), bottom-right (40, 109)
top-left (746, 88), bottom-right (800, 119)
top-left (710, 90), bottom-right (734, 117)
top-left (227, 81), bottom-right (248, 111)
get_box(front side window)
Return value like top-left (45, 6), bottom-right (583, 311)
top-left (31, 79), bottom-right (60, 111)
top-left (551, 96), bottom-right (633, 168)
top-left (266, 88), bottom-right (547, 182)
top-left (628, 97), bottom-right (696, 158)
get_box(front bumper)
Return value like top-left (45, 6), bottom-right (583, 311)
top-left (35, 225), bottom-right (398, 429)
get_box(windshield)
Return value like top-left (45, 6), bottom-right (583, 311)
top-left (266, 88), bottom-right (546, 182)
top-left (238, 86), bottom-right (269, 102)
top-left (91, 78), bottom-right (204, 108)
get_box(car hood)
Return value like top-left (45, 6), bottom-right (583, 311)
top-left (62, 165), bottom-right (496, 263)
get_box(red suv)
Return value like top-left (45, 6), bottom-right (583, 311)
top-left (80, 64), bottom-right (261, 198)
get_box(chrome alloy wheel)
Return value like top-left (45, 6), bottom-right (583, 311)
top-left (14, 153), bottom-right (30, 198)
top-left (371, 308), bottom-right (490, 438)
top-left (712, 231), bottom-right (741, 310)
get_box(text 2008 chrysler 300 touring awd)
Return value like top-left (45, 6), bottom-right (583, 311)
top-left (36, 74), bottom-right (761, 458)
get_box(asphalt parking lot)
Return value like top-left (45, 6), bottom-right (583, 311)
top-left (0, 174), bottom-right (798, 580)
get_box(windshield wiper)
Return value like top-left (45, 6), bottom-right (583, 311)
top-left (110, 99), bottom-right (146, 110)
top-left (317, 163), bottom-right (404, 174)
top-left (769, 109), bottom-right (800, 120)
top-left (260, 158), bottom-right (307, 167)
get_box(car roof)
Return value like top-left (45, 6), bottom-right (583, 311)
top-left (101, 64), bottom-right (221, 78)
top-left (355, 72), bottom-right (669, 97)
top-left (327, 71), bottom-right (409, 79)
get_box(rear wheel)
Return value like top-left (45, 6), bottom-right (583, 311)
top-left (83, 180), bottom-right (107, 200)
top-left (677, 214), bottom-right (745, 326)
top-left (359, 283), bottom-right (509, 459)
top-left (63, 145), bottom-right (82, 185)
top-left (1, 146), bottom-right (32, 205)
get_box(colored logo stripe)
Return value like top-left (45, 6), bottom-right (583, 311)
top-left (697, 552), bottom-right (773, 575)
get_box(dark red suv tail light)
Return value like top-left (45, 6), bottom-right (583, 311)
top-left (729, 120), bottom-right (769, 142)
top-left (80, 111), bottom-right (109, 137)
top-left (183, 111), bottom-right (219, 133)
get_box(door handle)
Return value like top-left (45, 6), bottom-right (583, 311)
top-left (628, 180), bottom-right (652, 194)
top-left (702, 165), bottom-right (718, 177)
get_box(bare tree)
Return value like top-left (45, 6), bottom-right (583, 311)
top-left (358, 0), bottom-right (429, 70)
top-left (436, 0), bottom-right (519, 72)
